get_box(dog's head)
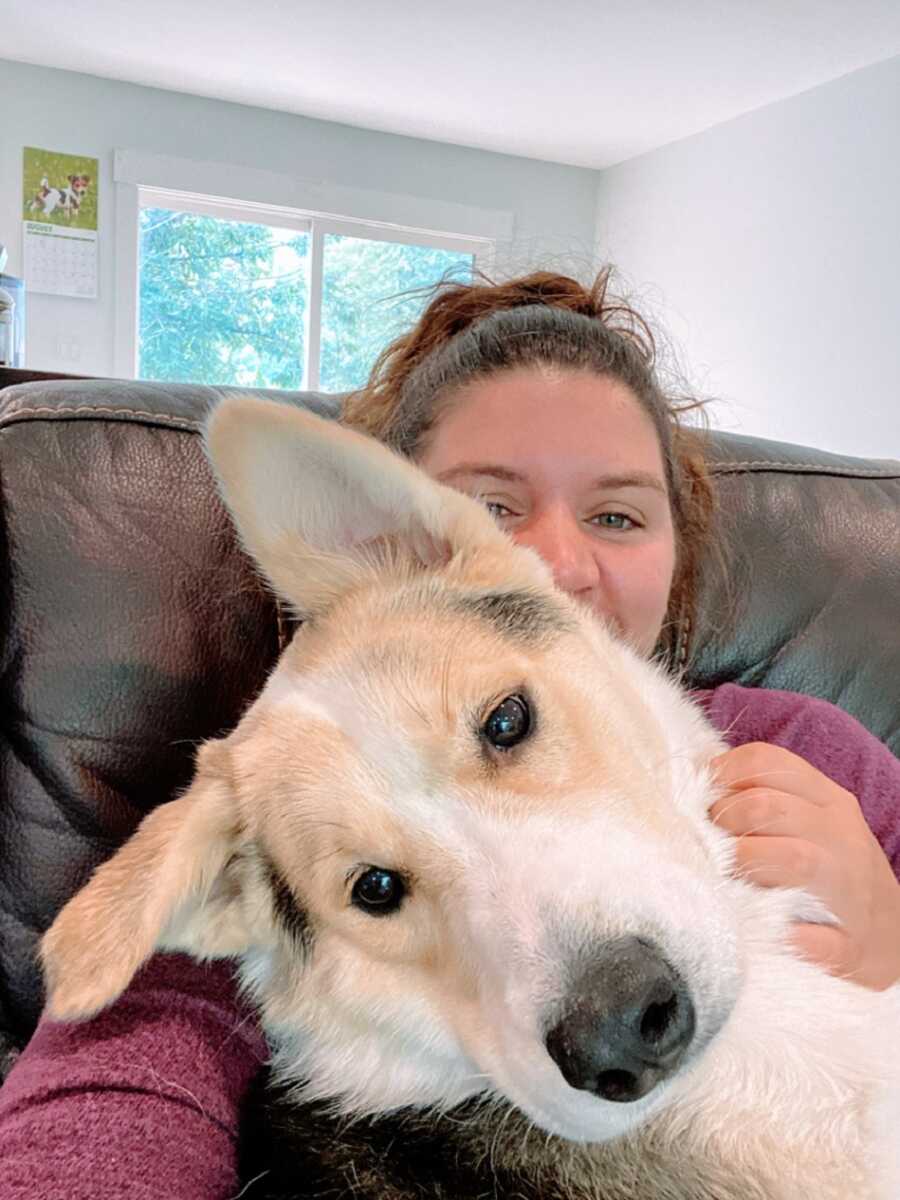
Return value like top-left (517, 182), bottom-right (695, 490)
top-left (42, 395), bottom-right (748, 1144)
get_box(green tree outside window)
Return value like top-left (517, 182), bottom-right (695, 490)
top-left (139, 207), bottom-right (474, 391)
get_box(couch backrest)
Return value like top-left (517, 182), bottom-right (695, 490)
top-left (0, 378), bottom-right (897, 1062)
top-left (685, 429), bottom-right (900, 727)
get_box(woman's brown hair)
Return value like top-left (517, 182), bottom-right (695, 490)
top-left (342, 268), bottom-right (716, 669)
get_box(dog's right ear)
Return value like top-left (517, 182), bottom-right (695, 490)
top-left (205, 394), bottom-right (549, 616)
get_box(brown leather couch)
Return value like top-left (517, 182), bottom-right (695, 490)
top-left (1, 377), bottom-right (898, 1077)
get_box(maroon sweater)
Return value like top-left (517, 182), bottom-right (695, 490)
top-left (1, 685), bottom-right (898, 1200)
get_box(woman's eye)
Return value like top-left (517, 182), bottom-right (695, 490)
top-left (482, 694), bottom-right (532, 751)
top-left (484, 500), bottom-right (515, 520)
top-left (351, 867), bottom-right (406, 916)
top-left (591, 512), bottom-right (636, 531)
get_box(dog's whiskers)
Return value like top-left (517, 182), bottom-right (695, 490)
top-left (229, 1170), bottom-right (271, 1199)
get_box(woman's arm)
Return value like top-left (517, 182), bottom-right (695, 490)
top-left (697, 683), bottom-right (900, 989)
top-left (0, 953), bottom-right (266, 1200)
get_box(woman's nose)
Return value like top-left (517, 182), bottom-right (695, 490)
top-left (513, 506), bottom-right (599, 597)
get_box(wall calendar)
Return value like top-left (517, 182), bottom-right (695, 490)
top-left (22, 146), bottom-right (99, 299)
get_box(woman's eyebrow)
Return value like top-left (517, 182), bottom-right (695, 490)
top-left (436, 464), bottom-right (667, 494)
top-left (591, 471), bottom-right (668, 494)
top-left (435, 464), bottom-right (524, 485)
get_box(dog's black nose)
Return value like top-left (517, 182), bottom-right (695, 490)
top-left (545, 936), bottom-right (695, 1103)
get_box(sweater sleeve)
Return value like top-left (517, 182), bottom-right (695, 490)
top-left (694, 683), bottom-right (900, 880)
top-left (0, 953), bottom-right (267, 1200)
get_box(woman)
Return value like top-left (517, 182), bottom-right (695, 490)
top-left (1, 268), bottom-right (898, 1199)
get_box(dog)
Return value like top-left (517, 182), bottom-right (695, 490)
top-left (41, 394), bottom-right (900, 1199)
top-left (28, 174), bottom-right (91, 220)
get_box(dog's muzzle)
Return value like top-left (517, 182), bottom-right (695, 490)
top-left (545, 936), bottom-right (695, 1103)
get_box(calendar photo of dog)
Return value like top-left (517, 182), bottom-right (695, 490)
top-left (41, 394), bottom-right (900, 1199)
top-left (28, 173), bottom-right (92, 221)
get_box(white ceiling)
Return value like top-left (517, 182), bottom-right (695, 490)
top-left (4, 0), bottom-right (900, 170)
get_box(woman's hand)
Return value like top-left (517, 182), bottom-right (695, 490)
top-left (709, 742), bottom-right (900, 991)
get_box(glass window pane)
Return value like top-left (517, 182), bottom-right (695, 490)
top-left (138, 207), bottom-right (308, 389)
top-left (320, 235), bottom-right (474, 393)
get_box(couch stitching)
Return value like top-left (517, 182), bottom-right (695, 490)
top-left (711, 460), bottom-right (898, 477)
top-left (3, 407), bottom-right (897, 477)
top-left (0, 404), bottom-right (202, 431)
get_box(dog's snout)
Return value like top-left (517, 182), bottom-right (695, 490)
top-left (544, 936), bottom-right (695, 1104)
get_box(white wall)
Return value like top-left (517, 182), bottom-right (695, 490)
top-left (595, 54), bottom-right (900, 459)
top-left (0, 59), bottom-right (600, 377)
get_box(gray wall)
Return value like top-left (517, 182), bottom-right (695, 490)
top-left (0, 58), bottom-right (599, 376)
top-left (595, 54), bottom-right (900, 458)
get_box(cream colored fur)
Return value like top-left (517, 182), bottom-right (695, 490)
top-left (42, 394), bottom-right (900, 1199)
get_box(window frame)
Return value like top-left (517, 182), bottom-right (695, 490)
top-left (114, 151), bottom-right (506, 388)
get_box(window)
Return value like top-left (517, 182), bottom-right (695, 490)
top-left (139, 206), bottom-right (309, 390)
top-left (136, 190), bottom-right (484, 392)
top-left (318, 233), bottom-right (474, 393)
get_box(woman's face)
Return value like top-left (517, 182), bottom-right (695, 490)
top-left (417, 367), bottom-right (677, 656)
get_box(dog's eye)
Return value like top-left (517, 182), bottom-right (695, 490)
top-left (352, 867), bottom-right (406, 916)
top-left (483, 694), bottom-right (531, 750)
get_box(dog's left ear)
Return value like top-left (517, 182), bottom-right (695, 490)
top-left (205, 394), bottom-right (548, 616)
top-left (41, 743), bottom-right (248, 1021)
